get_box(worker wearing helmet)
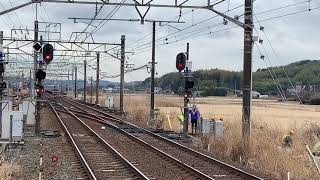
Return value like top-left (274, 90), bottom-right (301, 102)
top-left (282, 130), bottom-right (294, 148)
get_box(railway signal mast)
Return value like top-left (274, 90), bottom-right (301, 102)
top-left (176, 43), bottom-right (194, 137)
top-left (34, 41), bottom-right (54, 134)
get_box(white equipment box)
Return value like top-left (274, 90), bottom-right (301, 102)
top-left (106, 96), bottom-right (114, 108)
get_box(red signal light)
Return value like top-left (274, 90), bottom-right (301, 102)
top-left (42, 44), bottom-right (53, 64)
top-left (176, 53), bottom-right (186, 72)
top-left (45, 54), bottom-right (51, 60)
top-left (36, 85), bottom-right (44, 94)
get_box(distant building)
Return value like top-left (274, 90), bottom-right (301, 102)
top-left (287, 84), bottom-right (307, 94)
top-left (252, 91), bottom-right (261, 98)
top-left (103, 87), bottom-right (129, 93)
top-left (237, 90), bottom-right (261, 98)
top-left (147, 87), bottom-right (162, 94)
top-left (102, 88), bottom-right (113, 93)
top-left (154, 87), bottom-right (162, 94)
top-left (258, 94), bottom-right (269, 99)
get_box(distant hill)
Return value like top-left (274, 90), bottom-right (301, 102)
top-left (136, 60), bottom-right (320, 96)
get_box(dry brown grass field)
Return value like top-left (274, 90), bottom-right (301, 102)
top-left (0, 162), bottom-right (19, 179)
top-left (77, 93), bottom-right (320, 179)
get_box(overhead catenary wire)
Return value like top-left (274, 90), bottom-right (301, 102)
top-left (129, 3), bottom-right (320, 56)
top-left (254, 41), bottom-right (287, 102)
top-left (254, 14), bottom-right (304, 104)
top-left (128, 0), bottom-right (316, 54)
top-left (254, 42), bottom-right (286, 102)
top-left (127, 3), bottom-right (245, 51)
top-left (62, 0), bottom-right (125, 69)
top-left (253, 25), bottom-right (287, 101)
top-left (132, 25), bottom-right (240, 56)
top-left (83, 0), bottom-right (127, 42)
top-left (126, 9), bottom-right (195, 48)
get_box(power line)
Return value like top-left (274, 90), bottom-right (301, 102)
top-left (127, 3), bottom-right (245, 51)
top-left (129, 3), bottom-right (320, 55)
top-left (84, 0), bottom-right (127, 41)
top-left (254, 43), bottom-right (286, 102)
top-left (254, 14), bottom-right (303, 104)
top-left (257, 6), bottom-right (320, 23)
top-left (72, 2), bottom-right (105, 42)
top-left (254, 0), bottom-right (310, 16)
top-left (126, 9), bottom-right (195, 48)
top-left (132, 25), bottom-right (239, 56)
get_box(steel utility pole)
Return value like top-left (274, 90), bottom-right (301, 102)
top-left (67, 70), bottom-right (69, 92)
top-left (90, 76), bottom-right (93, 104)
top-left (83, 60), bottom-right (87, 102)
top-left (150, 22), bottom-right (156, 121)
top-left (74, 66), bottom-right (77, 99)
top-left (95, 52), bottom-right (100, 105)
top-left (0, 31), bottom-right (4, 134)
top-left (29, 69), bottom-right (32, 98)
top-left (183, 43), bottom-right (190, 137)
top-left (242, 0), bottom-right (254, 148)
top-left (120, 35), bottom-right (125, 114)
top-left (71, 68), bottom-right (74, 93)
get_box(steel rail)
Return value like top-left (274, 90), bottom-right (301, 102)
top-left (49, 102), bottom-right (97, 180)
top-left (61, 96), bottom-right (264, 180)
top-left (51, 101), bottom-right (150, 180)
top-left (56, 97), bottom-right (214, 180)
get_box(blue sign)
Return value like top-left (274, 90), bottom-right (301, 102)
top-left (37, 60), bottom-right (45, 64)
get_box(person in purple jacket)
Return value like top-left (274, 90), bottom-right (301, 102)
top-left (189, 105), bottom-right (200, 134)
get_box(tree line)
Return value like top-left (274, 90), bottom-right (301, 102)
top-left (134, 60), bottom-right (320, 96)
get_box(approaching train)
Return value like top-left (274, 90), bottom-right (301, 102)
top-left (46, 84), bottom-right (60, 95)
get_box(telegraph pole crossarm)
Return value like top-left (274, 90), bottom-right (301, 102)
top-left (208, 8), bottom-right (247, 28)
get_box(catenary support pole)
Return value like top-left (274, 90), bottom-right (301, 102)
top-left (150, 21), bottom-right (156, 121)
top-left (95, 52), bottom-right (100, 105)
top-left (83, 60), bottom-right (87, 102)
top-left (242, 0), bottom-right (254, 149)
top-left (90, 76), bottom-right (93, 104)
top-left (74, 66), bottom-right (77, 99)
top-left (0, 31), bottom-right (4, 134)
top-left (67, 70), bottom-right (69, 92)
top-left (71, 68), bottom-right (74, 93)
top-left (120, 35), bottom-right (125, 114)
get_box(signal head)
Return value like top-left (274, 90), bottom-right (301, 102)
top-left (42, 44), bottom-right (54, 64)
top-left (176, 53), bottom-right (186, 72)
top-left (35, 84), bottom-right (44, 94)
top-left (36, 70), bottom-right (46, 81)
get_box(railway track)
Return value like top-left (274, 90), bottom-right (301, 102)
top-left (49, 99), bottom-right (216, 179)
top-left (50, 101), bottom-right (148, 180)
top-left (50, 95), bottom-right (264, 180)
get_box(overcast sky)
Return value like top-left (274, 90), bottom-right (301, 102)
top-left (0, 0), bottom-right (319, 82)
